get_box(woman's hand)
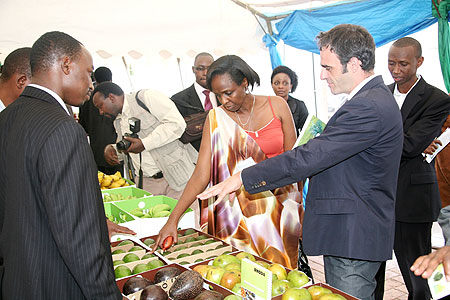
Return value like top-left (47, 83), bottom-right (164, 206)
top-left (150, 220), bottom-right (178, 254)
top-left (197, 171), bottom-right (243, 202)
top-left (411, 246), bottom-right (450, 280)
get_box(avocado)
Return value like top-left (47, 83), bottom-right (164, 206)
top-left (113, 260), bottom-right (124, 266)
top-left (140, 284), bottom-right (168, 300)
top-left (183, 229), bottom-right (196, 236)
top-left (112, 249), bottom-right (126, 255)
top-left (143, 238), bottom-right (155, 246)
top-left (169, 270), bottom-right (203, 300)
top-left (194, 290), bottom-right (224, 300)
top-left (118, 240), bottom-right (133, 246)
top-left (196, 235), bottom-right (208, 240)
top-left (147, 259), bottom-right (165, 270)
top-left (114, 265), bottom-right (132, 279)
top-left (123, 253), bottom-right (140, 263)
top-left (129, 245), bottom-right (144, 252)
top-left (154, 266), bottom-right (182, 284)
top-left (191, 249), bottom-right (204, 255)
top-left (184, 237), bottom-right (197, 243)
top-left (142, 253), bottom-right (155, 260)
top-left (122, 276), bottom-right (152, 295)
top-left (177, 253), bottom-right (190, 259)
top-left (132, 263), bottom-right (150, 274)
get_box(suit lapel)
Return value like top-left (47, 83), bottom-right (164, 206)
top-left (22, 86), bottom-right (62, 108)
top-left (187, 84), bottom-right (204, 111)
top-left (400, 78), bottom-right (426, 123)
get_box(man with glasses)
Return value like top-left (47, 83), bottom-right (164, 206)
top-left (171, 52), bottom-right (217, 151)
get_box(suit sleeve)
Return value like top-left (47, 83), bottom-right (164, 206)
top-left (140, 89), bottom-right (186, 151)
top-left (243, 98), bottom-right (381, 193)
top-left (402, 92), bottom-right (450, 158)
top-left (37, 120), bottom-right (121, 299)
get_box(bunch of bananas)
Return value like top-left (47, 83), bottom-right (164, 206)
top-left (98, 171), bottom-right (130, 190)
top-left (130, 204), bottom-right (171, 218)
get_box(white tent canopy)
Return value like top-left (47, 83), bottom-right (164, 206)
top-left (0, 0), bottom-right (445, 120)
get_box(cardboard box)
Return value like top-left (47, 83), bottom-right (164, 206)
top-left (102, 186), bottom-right (151, 202)
top-left (106, 196), bottom-right (196, 242)
top-left (104, 203), bottom-right (136, 224)
top-left (117, 263), bottom-right (233, 299)
top-left (139, 228), bottom-right (238, 266)
top-left (304, 283), bottom-right (360, 300)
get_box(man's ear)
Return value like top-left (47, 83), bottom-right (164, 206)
top-left (417, 56), bottom-right (424, 69)
top-left (61, 56), bottom-right (71, 75)
top-left (349, 57), bottom-right (360, 72)
top-left (16, 74), bottom-right (29, 90)
top-left (192, 66), bottom-right (195, 74)
top-left (108, 93), bottom-right (116, 103)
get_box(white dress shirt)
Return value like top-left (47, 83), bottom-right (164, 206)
top-left (393, 75), bottom-right (421, 109)
top-left (194, 81), bottom-right (218, 108)
top-left (28, 83), bottom-right (71, 115)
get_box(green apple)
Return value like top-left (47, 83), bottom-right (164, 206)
top-left (193, 264), bottom-right (211, 277)
top-left (132, 263), bottom-right (149, 274)
top-left (220, 270), bottom-right (241, 290)
top-left (206, 266), bottom-right (226, 284)
top-left (122, 253), bottom-right (140, 263)
top-left (147, 259), bottom-right (165, 270)
top-left (224, 295), bottom-right (241, 300)
top-left (114, 265), bottom-right (132, 279)
top-left (128, 246), bottom-right (143, 252)
top-left (111, 249), bottom-right (125, 255)
top-left (307, 285), bottom-right (332, 300)
top-left (113, 260), bottom-right (124, 266)
top-left (232, 282), bottom-right (242, 294)
top-left (143, 238), bottom-right (155, 246)
top-left (268, 263), bottom-right (287, 280)
top-left (272, 279), bottom-right (293, 296)
top-left (256, 261), bottom-right (270, 269)
top-left (213, 254), bottom-right (240, 268)
top-left (225, 263), bottom-right (241, 271)
top-left (236, 252), bottom-right (256, 262)
top-left (287, 269), bottom-right (310, 288)
top-left (315, 293), bottom-right (347, 300)
top-left (281, 287), bottom-right (312, 300)
top-left (117, 240), bottom-right (133, 246)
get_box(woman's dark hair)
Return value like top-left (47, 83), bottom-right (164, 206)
top-left (206, 55), bottom-right (260, 91)
top-left (270, 65), bottom-right (298, 93)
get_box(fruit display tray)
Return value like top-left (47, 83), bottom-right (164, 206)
top-left (304, 283), bottom-right (359, 300)
top-left (190, 250), bottom-right (312, 300)
top-left (139, 228), bottom-right (238, 266)
top-left (117, 263), bottom-right (234, 300)
top-left (102, 186), bottom-right (151, 202)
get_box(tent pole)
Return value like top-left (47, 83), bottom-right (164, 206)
top-left (311, 52), bottom-right (318, 116)
top-left (177, 57), bottom-right (184, 90)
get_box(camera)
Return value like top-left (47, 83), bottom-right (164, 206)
top-left (116, 117), bottom-right (141, 151)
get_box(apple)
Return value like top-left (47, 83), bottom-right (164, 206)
top-left (206, 266), bottom-right (226, 284)
top-left (236, 252), bottom-right (256, 262)
top-left (220, 270), bottom-right (241, 290)
top-left (287, 269), bottom-right (310, 288)
top-left (213, 254), bottom-right (240, 268)
top-left (268, 263), bottom-right (287, 280)
top-left (307, 285), bottom-right (332, 300)
top-left (232, 282), bottom-right (242, 294)
top-left (256, 261), bottom-right (270, 269)
top-left (272, 279), bottom-right (293, 296)
top-left (224, 295), bottom-right (241, 300)
top-left (281, 287), bottom-right (312, 300)
top-left (225, 263), bottom-right (241, 271)
top-left (193, 264), bottom-right (211, 277)
top-left (316, 293), bottom-right (347, 300)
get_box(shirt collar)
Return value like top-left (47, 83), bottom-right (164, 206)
top-left (393, 75), bottom-right (421, 97)
top-left (28, 84), bottom-right (70, 115)
top-left (347, 74), bottom-right (378, 101)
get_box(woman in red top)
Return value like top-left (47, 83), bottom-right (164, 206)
top-left (153, 55), bottom-right (303, 269)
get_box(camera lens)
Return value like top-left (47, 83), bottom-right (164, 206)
top-left (116, 139), bottom-right (131, 151)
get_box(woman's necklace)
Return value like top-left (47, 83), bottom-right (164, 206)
top-left (235, 94), bottom-right (255, 129)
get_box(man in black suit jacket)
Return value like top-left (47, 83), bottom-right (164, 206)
top-left (381, 37), bottom-right (450, 300)
top-left (0, 32), bottom-right (121, 299)
top-left (198, 24), bottom-right (403, 300)
top-left (171, 52), bottom-right (218, 150)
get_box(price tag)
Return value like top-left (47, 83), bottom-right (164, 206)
top-left (428, 263), bottom-right (450, 299)
top-left (241, 258), bottom-right (272, 300)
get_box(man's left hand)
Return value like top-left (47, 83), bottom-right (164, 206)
top-left (106, 219), bottom-right (136, 240)
top-left (123, 137), bottom-right (145, 154)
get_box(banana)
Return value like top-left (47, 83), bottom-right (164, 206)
top-left (152, 204), bottom-right (171, 214)
top-left (152, 211), bottom-right (171, 218)
top-left (110, 174), bottom-right (120, 182)
top-left (108, 181), bottom-right (122, 189)
top-left (116, 178), bottom-right (126, 187)
top-left (98, 172), bottom-right (104, 185)
top-left (101, 175), bottom-right (113, 187)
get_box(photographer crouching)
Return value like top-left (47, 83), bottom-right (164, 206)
top-left (92, 82), bottom-right (198, 209)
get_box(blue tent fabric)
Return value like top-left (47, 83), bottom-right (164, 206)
top-left (263, 33), bottom-right (283, 69)
top-left (272, 0), bottom-right (437, 54)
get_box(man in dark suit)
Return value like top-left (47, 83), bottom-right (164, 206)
top-left (198, 24), bottom-right (403, 300)
top-left (171, 52), bottom-right (217, 150)
top-left (78, 67), bottom-right (123, 175)
top-left (383, 37), bottom-right (450, 300)
top-left (0, 32), bottom-right (121, 299)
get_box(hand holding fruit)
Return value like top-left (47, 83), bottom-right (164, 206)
top-left (150, 221), bottom-right (178, 253)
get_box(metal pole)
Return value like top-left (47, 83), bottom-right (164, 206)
top-left (311, 52), bottom-right (318, 116)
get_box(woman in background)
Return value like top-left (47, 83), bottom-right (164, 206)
top-left (271, 66), bottom-right (309, 135)
top-left (152, 55), bottom-right (302, 269)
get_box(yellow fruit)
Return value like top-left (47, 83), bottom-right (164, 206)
top-left (101, 176), bottom-right (113, 187)
top-left (116, 178), bottom-right (126, 186)
top-left (108, 181), bottom-right (122, 189)
top-left (98, 172), bottom-right (104, 185)
top-left (110, 174), bottom-right (120, 182)
top-left (114, 171), bottom-right (122, 178)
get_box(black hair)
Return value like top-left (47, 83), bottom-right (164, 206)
top-left (30, 31), bottom-right (83, 75)
top-left (316, 24), bottom-right (375, 72)
top-left (270, 65), bottom-right (299, 93)
top-left (194, 52), bottom-right (214, 65)
top-left (92, 81), bottom-right (124, 99)
top-left (0, 47), bottom-right (32, 80)
top-left (206, 55), bottom-right (260, 91)
top-left (392, 37), bottom-right (422, 58)
top-left (94, 67), bottom-right (112, 83)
